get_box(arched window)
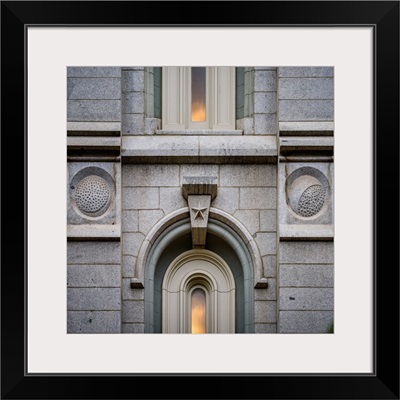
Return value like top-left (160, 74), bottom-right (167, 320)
top-left (162, 250), bottom-right (235, 333)
top-left (191, 288), bottom-right (206, 334)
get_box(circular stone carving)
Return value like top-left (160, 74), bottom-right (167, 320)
top-left (297, 184), bottom-right (325, 217)
top-left (75, 175), bottom-right (111, 216)
top-left (286, 167), bottom-right (329, 219)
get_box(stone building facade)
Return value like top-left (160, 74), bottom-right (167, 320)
top-left (67, 66), bottom-right (334, 334)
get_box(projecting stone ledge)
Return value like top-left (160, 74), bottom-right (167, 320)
top-left (279, 224), bottom-right (334, 241)
top-left (279, 121), bottom-right (334, 136)
top-left (67, 122), bottom-right (121, 136)
top-left (121, 135), bottom-right (277, 164)
top-left (67, 224), bottom-right (121, 240)
top-left (67, 136), bottom-right (121, 150)
top-left (279, 137), bottom-right (334, 154)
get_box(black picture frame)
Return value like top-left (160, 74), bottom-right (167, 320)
top-left (2, 1), bottom-right (399, 399)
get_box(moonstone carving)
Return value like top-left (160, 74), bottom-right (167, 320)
top-left (75, 175), bottom-right (111, 216)
top-left (286, 167), bottom-right (329, 219)
top-left (297, 184), bottom-right (325, 217)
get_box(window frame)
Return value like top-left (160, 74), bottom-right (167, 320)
top-left (161, 66), bottom-right (236, 131)
top-left (162, 250), bottom-right (235, 334)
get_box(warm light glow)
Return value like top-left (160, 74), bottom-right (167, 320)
top-left (191, 101), bottom-right (206, 122)
top-left (191, 288), bottom-right (206, 333)
top-left (191, 67), bottom-right (206, 122)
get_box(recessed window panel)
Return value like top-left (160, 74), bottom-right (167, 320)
top-left (191, 288), bottom-right (206, 333)
top-left (191, 67), bottom-right (206, 122)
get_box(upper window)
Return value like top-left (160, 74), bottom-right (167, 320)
top-left (162, 67), bottom-right (236, 131)
top-left (191, 67), bottom-right (207, 123)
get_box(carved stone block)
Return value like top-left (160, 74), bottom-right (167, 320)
top-left (278, 162), bottom-right (333, 229)
top-left (188, 195), bottom-right (211, 249)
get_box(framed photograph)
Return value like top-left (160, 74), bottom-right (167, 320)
top-left (2, 1), bottom-right (399, 399)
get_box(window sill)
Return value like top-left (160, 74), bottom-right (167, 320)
top-left (121, 135), bottom-right (277, 164)
top-left (155, 129), bottom-right (243, 135)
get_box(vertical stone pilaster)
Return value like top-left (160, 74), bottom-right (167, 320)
top-left (252, 67), bottom-right (277, 135)
top-left (121, 67), bottom-right (145, 135)
top-left (276, 66), bottom-right (335, 334)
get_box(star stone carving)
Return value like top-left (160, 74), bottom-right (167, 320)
top-left (186, 194), bottom-right (212, 249)
top-left (191, 205), bottom-right (208, 220)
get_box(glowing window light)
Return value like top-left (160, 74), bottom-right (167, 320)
top-left (191, 67), bottom-right (206, 122)
top-left (191, 288), bottom-right (206, 333)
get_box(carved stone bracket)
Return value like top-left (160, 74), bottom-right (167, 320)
top-left (130, 277), bottom-right (144, 289)
top-left (188, 195), bottom-right (211, 248)
top-left (254, 278), bottom-right (268, 289)
top-left (182, 177), bottom-right (217, 249)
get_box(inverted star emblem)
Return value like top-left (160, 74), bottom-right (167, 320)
top-left (191, 205), bottom-right (208, 220)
